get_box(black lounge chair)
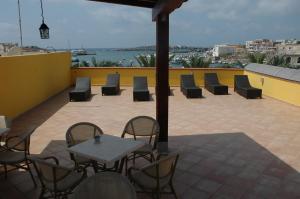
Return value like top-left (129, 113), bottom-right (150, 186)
top-left (101, 73), bottom-right (120, 95)
top-left (204, 73), bottom-right (228, 95)
top-left (133, 76), bottom-right (150, 101)
top-left (69, 77), bottom-right (91, 101)
top-left (180, 74), bottom-right (202, 98)
top-left (234, 75), bottom-right (262, 99)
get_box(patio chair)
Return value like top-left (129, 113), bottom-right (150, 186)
top-left (0, 128), bottom-right (36, 186)
top-left (180, 74), bottom-right (202, 98)
top-left (133, 76), bottom-right (150, 101)
top-left (30, 156), bottom-right (86, 199)
top-left (66, 122), bottom-right (107, 172)
top-left (128, 153), bottom-right (179, 199)
top-left (101, 73), bottom-right (120, 96)
top-left (204, 73), bottom-right (228, 95)
top-left (234, 75), bottom-right (262, 99)
top-left (122, 116), bottom-right (159, 173)
top-left (0, 115), bottom-right (11, 145)
top-left (69, 77), bottom-right (91, 101)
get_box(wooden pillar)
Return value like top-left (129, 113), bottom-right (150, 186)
top-left (156, 14), bottom-right (169, 143)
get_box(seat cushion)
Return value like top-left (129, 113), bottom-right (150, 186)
top-left (135, 144), bottom-right (153, 154)
top-left (131, 171), bottom-right (170, 189)
top-left (0, 151), bottom-right (25, 164)
top-left (45, 171), bottom-right (85, 191)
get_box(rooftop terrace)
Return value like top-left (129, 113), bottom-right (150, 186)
top-left (2, 86), bottom-right (300, 199)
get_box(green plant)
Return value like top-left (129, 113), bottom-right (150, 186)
top-left (181, 55), bottom-right (211, 68)
top-left (135, 54), bottom-right (175, 67)
top-left (79, 60), bottom-right (89, 67)
top-left (248, 53), bottom-right (266, 64)
top-left (267, 55), bottom-right (285, 66)
top-left (90, 57), bottom-right (119, 67)
top-left (135, 54), bottom-right (155, 67)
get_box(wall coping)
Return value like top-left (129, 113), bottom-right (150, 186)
top-left (245, 63), bottom-right (300, 83)
top-left (71, 67), bottom-right (244, 71)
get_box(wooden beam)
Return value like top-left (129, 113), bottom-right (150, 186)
top-left (89, 0), bottom-right (156, 8)
top-left (156, 13), bottom-right (169, 143)
top-left (152, 0), bottom-right (184, 21)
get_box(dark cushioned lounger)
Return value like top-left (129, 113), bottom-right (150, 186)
top-left (234, 75), bottom-right (262, 99)
top-left (180, 74), bottom-right (202, 98)
top-left (133, 76), bottom-right (150, 101)
top-left (101, 73), bottom-right (120, 95)
top-left (204, 73), bottom-right (228, 95)
top-left (69, 77), bottom-right (91, 101)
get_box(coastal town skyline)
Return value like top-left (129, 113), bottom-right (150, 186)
top-left (0, 0), bottom-right (300, 49)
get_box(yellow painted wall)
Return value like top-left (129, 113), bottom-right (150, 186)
top-left (245, 70), bottom-right (300, 106)
top-left (71, 67), bottom-right (243, 87)
top-left (0, 52), bottom-right (71, 118)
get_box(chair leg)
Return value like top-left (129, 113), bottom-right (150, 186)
top-left (4, 164), bottom-right (7, 179)
top-left (39, 188), bottom-right (45, 199)
top-left (150, 153), bottom-right (155, 162)
top-left (170, 183), bottom-right (179, 199)
top-left (27, 161), bottom-right (37, 187)
top-left (92, 161), bottom-right (98, 173)
top-left (133, 153), bottom-right (136, 165)
top-left (125, 158), bottom-right (128, 176)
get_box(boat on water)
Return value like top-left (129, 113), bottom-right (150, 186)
top-left (71, 49), bottom-right (96, 56)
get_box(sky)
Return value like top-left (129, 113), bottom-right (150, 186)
top-left (0, 0), bottom-right (299, 49)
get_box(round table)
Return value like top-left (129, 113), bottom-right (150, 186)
top-left (72, 172), bottom-right (137, 199)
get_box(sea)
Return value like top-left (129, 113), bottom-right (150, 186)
top-left (71, 48), bottom-right (185, 67)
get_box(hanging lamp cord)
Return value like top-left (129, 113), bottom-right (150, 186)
top-left (40, 0), bottom-right (45, 23)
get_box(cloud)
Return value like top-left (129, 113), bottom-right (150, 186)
top-left (90, 5), bottom-right (151, 25)
top-left (252, 0), bottom-right (300, 15)
top-left (0, 22), bottom-right (18, 35)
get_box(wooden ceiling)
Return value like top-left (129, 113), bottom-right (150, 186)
top-left (89, 0), bottom-right (159, 8)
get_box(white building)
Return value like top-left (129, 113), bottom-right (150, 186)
top-left (212, 45), bottom-right (235, 57)
top-left (0, 43), bottom-right (18, 55)
top-left (276, 43), bottom-right (300, 55)
top-left (245, 39), bottom-right (274, 53)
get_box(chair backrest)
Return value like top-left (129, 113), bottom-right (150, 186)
top-left (106, 73), bottom-right (120, 86)
top-left (0, 116), bottom-right (11, 128)
top-left (142, 153), bottom-right (179, 180)
top-left (31, 157), bottom-right (71, 185)
top-left (75, 77), bottom-right (91, 90)
top-left (5, 128), bottom-right (35, 153)
top-left (134, 76), bottom-right (148, 90)
top-left (66, 122), bottom-right (103, 147)
top-left (235, 75), bottom-right (251, 88)
top-left (205, 73), bottom-right (220, 85)
top-left (181, 74), bottom-right (196, 87)
top-left (122, 116), bottom-right (159, 146)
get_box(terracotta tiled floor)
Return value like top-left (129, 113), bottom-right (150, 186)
top-left (1, 87), bottom-right (300, 199)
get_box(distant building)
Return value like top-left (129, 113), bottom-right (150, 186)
top-left (276, 43), bottom-right (300, 55)
top-left (245, 39), bottom-right (275, 53)
top-left (212, 45), bottom-right (235, 57)
top-left (282, 54), bottom-right (300, 67)
top-left (276, 43), bottom-right (300, 67)
top-left (0, 43), bottom-right (18, 55)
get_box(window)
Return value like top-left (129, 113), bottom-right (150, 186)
top-left (298, 57), bottom-right (300, 63)
top-left (286, 57), bottom-right (291, 64)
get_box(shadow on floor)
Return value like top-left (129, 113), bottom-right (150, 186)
top-left (8, 89), bottom-right (70, 136)
top-left (2, 132), bottom-right (300, 199)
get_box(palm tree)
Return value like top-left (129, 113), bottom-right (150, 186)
top-left (248, 53), bottom-right (266, 64)
top-left (135, 54), bottom-right (175, 67)
top-left (181, 55), bottom-right (211, 68)
top-left (135, 54), bottom-right (155, 67)
top-left (267, 55), bottom-right (285, 66)
top-left (91, 57), bottom-right (119, 67)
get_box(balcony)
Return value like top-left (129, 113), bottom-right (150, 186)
top-left (1, 53), bottom-right (300, 198)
